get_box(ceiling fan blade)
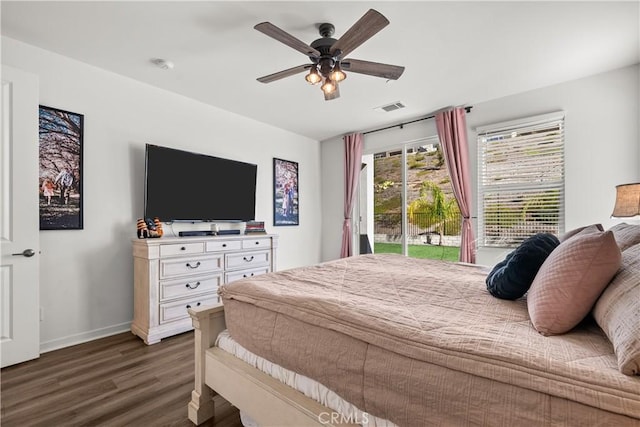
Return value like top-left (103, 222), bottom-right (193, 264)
top-left (257, 64), bottom-right (311, 83)
top-left (255, 22), bottom-right (321, 58)
top-left (341, 59), bottom-right (405, 80)
top-left (330, 9), bottom-right (389, 59)
top-left (324, 84), bottom-right (340, 101)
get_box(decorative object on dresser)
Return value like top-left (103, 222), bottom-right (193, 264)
top-left (245, 220), bottom-right (266, 235)
top-left (132, 234), bottom-right (278, 345)
top-left (136, 217), bottom-right (163, 239)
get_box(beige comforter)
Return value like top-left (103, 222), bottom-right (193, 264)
top-left (219, 253), bottom-right (640, 424)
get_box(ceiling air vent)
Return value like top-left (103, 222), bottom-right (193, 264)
top-left (374, 102), bottom-right (406, 113)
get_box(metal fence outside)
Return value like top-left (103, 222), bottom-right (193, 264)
top-left (374, 212), bottom-right (462, 237)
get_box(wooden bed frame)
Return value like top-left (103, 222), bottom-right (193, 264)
top-left (187, 304), bottom-right (359, 427)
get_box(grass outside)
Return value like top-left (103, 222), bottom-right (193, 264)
top-left (375, 242), bottom-right (460, 262)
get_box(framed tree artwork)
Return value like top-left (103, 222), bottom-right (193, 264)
top-left (273, 158), bottom-right (299, 226)
top-left (38, 105), bottom-right (84, 230)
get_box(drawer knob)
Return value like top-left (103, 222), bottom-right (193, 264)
top-left (243, 273), bottom-right (255, 278)
top-left (222, 243), bottom-right (227, 247)
top-left (186, 302), bottom-right (202, 309)
top-left (243, 256), bottom-right (254, 262)
top-left (180, 246), bottom-right (186, 251)
top-left (186, 261), bottom-right (201, 269)
top-left (255, 241), bottom-right (260, 245)
top-left (185, 282), bottom-right (201, 289)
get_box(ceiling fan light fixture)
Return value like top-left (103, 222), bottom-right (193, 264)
top-left (254, 9), bottom-right (404, 101)
top-left (305, 67), bottom-right (322, 85)
top-left (329, 63), bottom-right (346, 82)
top-left (318, 57), bottom-right (334, 76)
top-left (321, 78), bottom-right (337, 94)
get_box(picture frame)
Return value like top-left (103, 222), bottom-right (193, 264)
top-left (39, 105), bottom-right (84, 230)
top-left (273, 158), bottom-right (299, 226)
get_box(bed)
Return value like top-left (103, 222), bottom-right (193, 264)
top-left (187, 241), bottom-right (640, 426)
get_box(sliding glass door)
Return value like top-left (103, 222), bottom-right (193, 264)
top-left (361, 137), bottom-right (461, 260)
top-left (371, 145), bottom-right (408, 255)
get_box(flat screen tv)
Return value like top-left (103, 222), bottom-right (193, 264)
top-left (144, 144), bottom-right (257, 222)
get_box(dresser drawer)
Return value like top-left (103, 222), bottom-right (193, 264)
top-left (159, 242), bottom-right (204, 258)
top-left (160, 274), bottom-right (222, 301)
top-left (225, 266), bottom-right (270, 284)
top-left (159, 296), bottom-right (219, 324)
top-left (242, 238), bottom-right (271, 250)
top-left (225, 250), bottom-right (270, 270)
top-left (206, 240), bottom-right (242, 252)
top-left (160, 255), bottom-right (222, 279)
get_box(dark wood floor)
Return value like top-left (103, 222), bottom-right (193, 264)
top-left (1, 331), bottom-right (242, 427)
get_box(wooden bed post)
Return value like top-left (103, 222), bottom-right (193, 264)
top-left (188, 304), bottom-right (225, 425)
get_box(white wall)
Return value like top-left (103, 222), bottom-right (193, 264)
top-left (2, 37), bottom-right (323, 352)
top-left (321, 64), bottom-right (639, 264)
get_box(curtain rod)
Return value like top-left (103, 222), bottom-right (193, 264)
top-left (363, 106), bottom-right (473, 135)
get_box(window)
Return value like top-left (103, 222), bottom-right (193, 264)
top-left (477, 112), bottom-right (565, 248)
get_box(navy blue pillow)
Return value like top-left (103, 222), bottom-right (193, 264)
top-left (486, 233), bottom-right (560, 300)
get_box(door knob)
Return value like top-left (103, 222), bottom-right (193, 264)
top-left (12, 249), bottom-right (35, 257)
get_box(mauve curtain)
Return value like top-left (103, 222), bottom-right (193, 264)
top-left (435, 108), bottom-right (476, 263)
top-left (340, 133), bottom-right (364, 258)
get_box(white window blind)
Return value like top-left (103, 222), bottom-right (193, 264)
top-left (477, 112), bottom-right (565, 248)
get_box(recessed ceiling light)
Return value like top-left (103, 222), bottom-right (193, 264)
top-left (150, 58), bottom-right (174, 70)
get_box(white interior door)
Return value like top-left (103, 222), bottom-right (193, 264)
top-left (1, 65), bottom-right (40, 367)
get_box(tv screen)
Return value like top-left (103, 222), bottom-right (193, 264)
top-left (144, 144), bottom-right (257, 222)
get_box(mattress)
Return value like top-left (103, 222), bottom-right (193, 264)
top-left (219, 253), bottom-right (640, 425)
top-left (216, 329), bottom-right (396, 427)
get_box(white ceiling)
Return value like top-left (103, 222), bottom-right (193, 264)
top-left (1, 1), bottom-right (638, 141)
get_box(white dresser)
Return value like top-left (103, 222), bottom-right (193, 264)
top-left (131, 234), bottom-right (278, 344)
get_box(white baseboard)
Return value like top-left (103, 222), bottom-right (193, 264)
top-left (39, 321), bottom-right (132, 354)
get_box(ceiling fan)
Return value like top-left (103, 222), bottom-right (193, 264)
top-left (254, 9), bottom-right (405, 101)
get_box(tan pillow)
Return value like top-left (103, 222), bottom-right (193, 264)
top-left (593, 243), bottom-right (640, 375)
top-left (527, 230), bottom-right (622, 336)
top-left (609, 222), bottom-right (640, 251)
top-left (559, 223), bottom-right (603, 242)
